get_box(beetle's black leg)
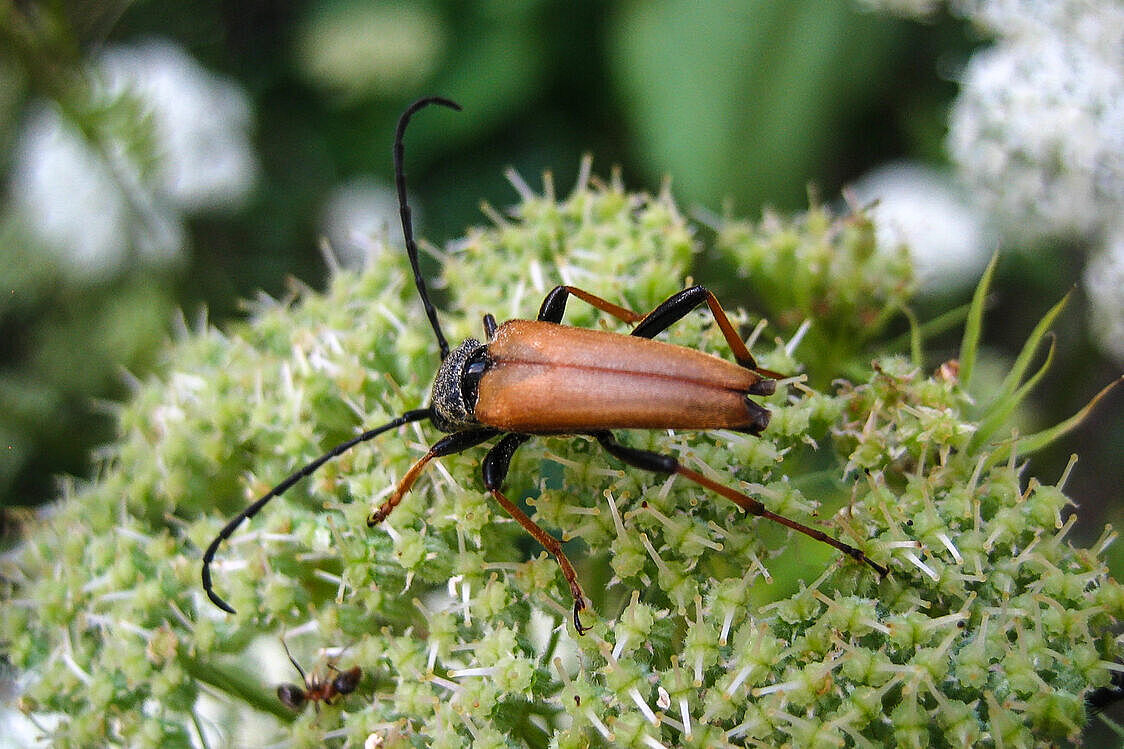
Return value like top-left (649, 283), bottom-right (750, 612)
top-left (592, 431), bottom-right (888, 577)
top-left (538, 285), bottom-right (643, 325)
top-left (1088, 667), bottom-right (1124, 714)
top-left (631, 285), bottom-right (784, 380)
top-left (367, 428), bottom-right (498, 526)
top-left (538, 284), bottom-right (781, 387)
top-left (482, 433), bottom-right (592, 635)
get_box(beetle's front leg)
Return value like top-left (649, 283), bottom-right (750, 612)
top-left (367, 428), bottom-right (498, 526)
top-left (482, 433), bottom-right (592, 634)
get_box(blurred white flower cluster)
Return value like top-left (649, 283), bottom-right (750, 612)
top-left (848, 163), bottom-right (991, 293)
top-left (9, 39), bottom-right (257, 281)
top-left (319, 178), bottom-right (400, 271)
top-left (948, 0), bottom-right (1124, 361)
top-left (854, 0), bottom-right (1124, 361)
top-left (1084, 225), bottom-right (1124, 362)
top-left (947, 1), bottom-right (1124, 245)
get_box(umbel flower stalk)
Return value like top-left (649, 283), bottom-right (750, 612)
top-left (2, 165), bottom-right (1121, 748)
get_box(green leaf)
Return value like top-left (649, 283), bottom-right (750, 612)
top-left (970, 333), bottom-right (1056, 451)
top-left (989, 291), bottom-right (1069, 408)
top-left (902, 305), bottom-right (923, 370)
top-left (959, 250), bottom-right (998, 391)
top-left (986, 376), bottom-right (1124, 468)
top-left (968, 290), bottom-right (1069, 451)
top-left (883, 300), bottom-right (972, 355)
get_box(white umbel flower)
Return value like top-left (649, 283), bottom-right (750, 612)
top-left (1084, 224), bottom-right (1124, 363)
top-left (319, 178), bottom-right (399, 271)
top-left (948, 9), bottom-right (1124, 244)
top-left (849, 161), bottom-right (992, 292)
top-left (96, 40), bottom-right (257, 211)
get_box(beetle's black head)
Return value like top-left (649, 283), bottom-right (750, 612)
top-left (430, 338), bottom-right (488, 432)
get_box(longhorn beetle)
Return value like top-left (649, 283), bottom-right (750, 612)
top-left (276, 639), bottom-right (361, 713)
top-left (201, 96), bottom-right (888, 632)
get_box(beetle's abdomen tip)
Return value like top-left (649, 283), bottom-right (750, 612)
top-left (736, 398), bottom-right (771, 436)
top-left (751, 378), bottom-right (777, 396)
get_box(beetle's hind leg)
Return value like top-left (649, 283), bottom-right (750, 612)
top-left (482, 433), bottom-right (592, 634)
top-left (592, 431), bottom-right (888, 578)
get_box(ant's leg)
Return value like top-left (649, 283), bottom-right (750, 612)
top-left (538, 285), bottom-right (644, 325)
top-left (276, 638), bottom-right (311, 711)
top-left (631, 285), bottom-right (784, 379)
top-left (482, 433), bottom-right (592, 634)
top-left (592, 431), bottom-right (887, 577)
top-left (367, 429), bottom-right (498, 526)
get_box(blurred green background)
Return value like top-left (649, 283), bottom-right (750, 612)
top-left (0, 0), bottom-right (1119, 590)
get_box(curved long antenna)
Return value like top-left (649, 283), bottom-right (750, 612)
top-left (395, 96), bottom-right (462, 361)
top-left (202, 408), bottom-right (432, 613)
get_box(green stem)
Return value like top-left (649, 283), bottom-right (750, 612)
top-left (180, 652), bottom-right (295, 721)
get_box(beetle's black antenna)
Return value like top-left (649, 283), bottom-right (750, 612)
top-left (202, 407), bottom-right (432, 613)
top-left (395, 96), bottom-right (462, 362)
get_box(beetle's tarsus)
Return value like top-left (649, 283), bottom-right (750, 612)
top-left (573, 600), bottom-right (590, 635)
top-left (844, 545), bottom-right (888, 578)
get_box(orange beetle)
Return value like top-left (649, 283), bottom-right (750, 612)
top-left (202, 97), bottom-right (886, 632)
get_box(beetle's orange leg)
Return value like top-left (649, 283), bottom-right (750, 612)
top-left (489, 487), bottom-right (590, 634)
top-left (203, 408), bottom-right (435, 614)
top-left (483, 433), bottom-right (591, 634)
top-left (592, 431), bottom-right (888, 578)
top-left (632, 285), bottom-right (785, 379)
top-left (538, 285), bottom-right (644, 325)
top-left (367, 429), bottom-right (498, 526)
top-left (539, 284), bottom-right (782, 384)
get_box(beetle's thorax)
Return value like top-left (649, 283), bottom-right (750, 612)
top-left (429, 338), bottom-right (488, 432)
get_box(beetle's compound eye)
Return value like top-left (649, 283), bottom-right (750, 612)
top-left (460, 347), bottom-right (490, 411)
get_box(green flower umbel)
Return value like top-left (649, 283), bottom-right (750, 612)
top-left (2, 166), bottom-right (1120, 748)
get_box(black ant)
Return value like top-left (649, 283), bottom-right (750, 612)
top-left (276, 639), bottom-right (361, 713)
